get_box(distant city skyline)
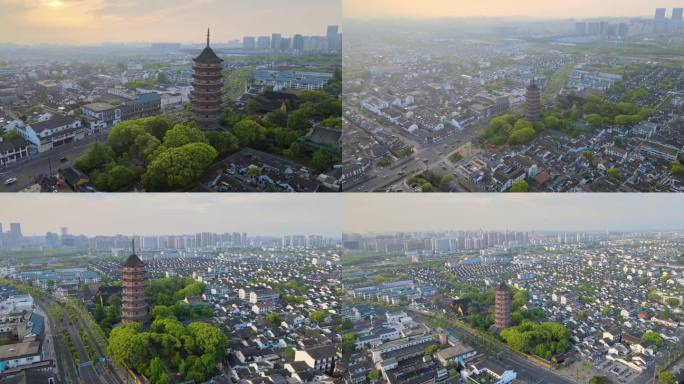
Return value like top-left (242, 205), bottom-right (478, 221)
top-left (0, 195), bottom-right (341, 237)
top-left (0, 0), bottom-right (340, 44)
top-left (344, 0), bottom-right (682, 20)
top-left (342, 194), bottom-right (684, 233)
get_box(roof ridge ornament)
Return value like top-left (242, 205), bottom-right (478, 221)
top-left (207, 28), bottom-right (210, 47)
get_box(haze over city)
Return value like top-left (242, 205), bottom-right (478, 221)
top-left (0, 0), bottom-right (341, 44)
top-left (0, 194), bottom-right (342, 236)
top-left (343, 0), bottom-right (683, 20)
top-left (342, 194), bottom-right (684, 233)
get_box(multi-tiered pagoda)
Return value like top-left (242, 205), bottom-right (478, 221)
top-left (525, 79), bottom-right (541, 121)
top-left (191, 29), bottom-right (224, 130)
top-left (494, 281), bottom-right (512, 330)
top-left (121, 240), bottom-right (147, 324)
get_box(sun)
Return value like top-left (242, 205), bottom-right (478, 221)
top-left (47, 0), bottom-right (63, 8)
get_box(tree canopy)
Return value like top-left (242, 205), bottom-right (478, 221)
top-left (500, 321), bottom-right (570, 360)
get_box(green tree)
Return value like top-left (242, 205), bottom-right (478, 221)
top-left (245, 99), bottom-right (261, 115)
top-left (151, 305), bottom-right (176, 320)
top-left (105, 164), bottom-right (137, 191)
top-left (106, 120), bottom-right (147, 155)
top-left (94, 303), bottom-right (105, 323)
top-left (585, 114), bottom-right (604, 127)
top-left (232, 119), bottom-right (266, 147)
top-left (309, 310), bottom-right (330, 323)
top-left (281, 348), bottom-right (295, 361)
top-left (133, 133), bottom-right (162, 163)
top-left (187, 322), bottom-right (228, 360)
top-left (510, 179), bottom-right (529, 192)
top-left (642, 331), bottom-right (663, 347)
top-left (75, 143), bottom-right (115, 173)
top-left (368, 369), bottom-right (381, 382)
top-left (148, 356), bottom-right (170, 384)
top-left (424, 344), bottom-right (439, 356)
top-left (264, 110), bottom-right (288, 127)
top-left (607, 167), bottom-right (621, 179)
top-left (657, 371), bottom-right (676, 384)
top-left (287, 109), bottom-right (311, 131)
top-left (107, 323), bottom-right (143, 367)
top-left (283, 141), bottom-right (301, 160)
top-left (342, 333), bottom-right (358, 353)
top-left (142, 116), bottom-right (174, 140)
top-left (163, 124), bottom-right (207, 148)
top-left (205, 131), bottom-right (238, 155)
top-left (156, 72), bottom-right (169, 84)
top-left (543, 115), bottom-right (560, 130)
top-left (142, 143), bottom-right (218, 191)
top-left (671, 160), bottom-right (684, 175)
top-left (265, 312), bottom-right (281, 324)
top-left (311, 149), bottom-right (336, 173)
top-left (509, 127), bottom-right (535, 145)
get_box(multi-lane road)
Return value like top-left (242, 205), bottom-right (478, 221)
top-left (345, 107), bottom-right (488, 192)
top-left (406, 308), bottom-right (577, 384)
top-left (0, 134), bottom-right (104, 192)
top-left (38, 296), bottom-right (126, 384)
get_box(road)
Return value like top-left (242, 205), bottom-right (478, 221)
top-left (346, 108), bottom-right (487, 192)
top-left (406, 308), bottom-right (577, 384)
top-left (70, 302), bottom-right (126, 384)
top-left (0, 134), bottom-right (104, 192)
top-left (34, 301), bottom-right (67, 383)
top-left (42, 296), bottom-right (125, 384)
top-left (37, 298), bottom-right (79, 384)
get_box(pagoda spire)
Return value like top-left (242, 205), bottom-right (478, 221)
top-left (207, 28), bottom-right (210, 47)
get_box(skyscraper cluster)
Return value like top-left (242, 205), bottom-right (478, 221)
top-left (0, 222), bottom-right (23, 248)
top-left (654, 7), bottom-right (683, 33)
top-left (242, 26), bottom-right (341, 52)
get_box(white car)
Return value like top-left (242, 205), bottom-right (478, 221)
top-left (3, 178), bottom-right (17, 185)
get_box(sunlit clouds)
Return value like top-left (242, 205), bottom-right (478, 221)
top-left (0, 0), bottom-right (340, 44)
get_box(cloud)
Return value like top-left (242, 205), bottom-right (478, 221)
top-left (0, 0), bottom-right (340, 44)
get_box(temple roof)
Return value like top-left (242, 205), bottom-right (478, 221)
top-left (194, 46), bottom-right (223, 63)
top-left (123, 253), bottom-right (145, 268)
top-left (123, 239), bottom-right (145, 267)
top-left (194, 28), bottom-right (223, 63)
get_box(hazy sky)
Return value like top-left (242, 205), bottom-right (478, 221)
top-left (0, 0), bottom-right (340, 44)
top-left (344, 0), bottom-right (680, 20)
top-left (342, 194), bottom-right (684, 233)
top-left (0, 194), bottom-right (341, 237)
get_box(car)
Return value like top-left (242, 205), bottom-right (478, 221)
top-left (4, 178), bottom-right (16, 185)
top-left (59, 156), bottom-right (68, 163)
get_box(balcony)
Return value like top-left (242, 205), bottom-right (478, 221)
top-left (191, 106), bottom-right (222, 114)
top-left (191, 88), bottom-right (222, 96)
top-left (192, 73), bottom-right (222, 80)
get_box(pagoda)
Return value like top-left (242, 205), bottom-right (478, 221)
top-left (525, 79), bottom-right (541, 121)
top-left (121, 240), bottom-right (148, 324)
top-left (191, 28), bottom-right (224, 130)
top-left (494, 281), bottom-right (512, 330)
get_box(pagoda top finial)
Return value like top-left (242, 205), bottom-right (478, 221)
top-left (207, 28), bottom-right (210, 47)
top-left (131, 238), bottom-right (135, 254)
